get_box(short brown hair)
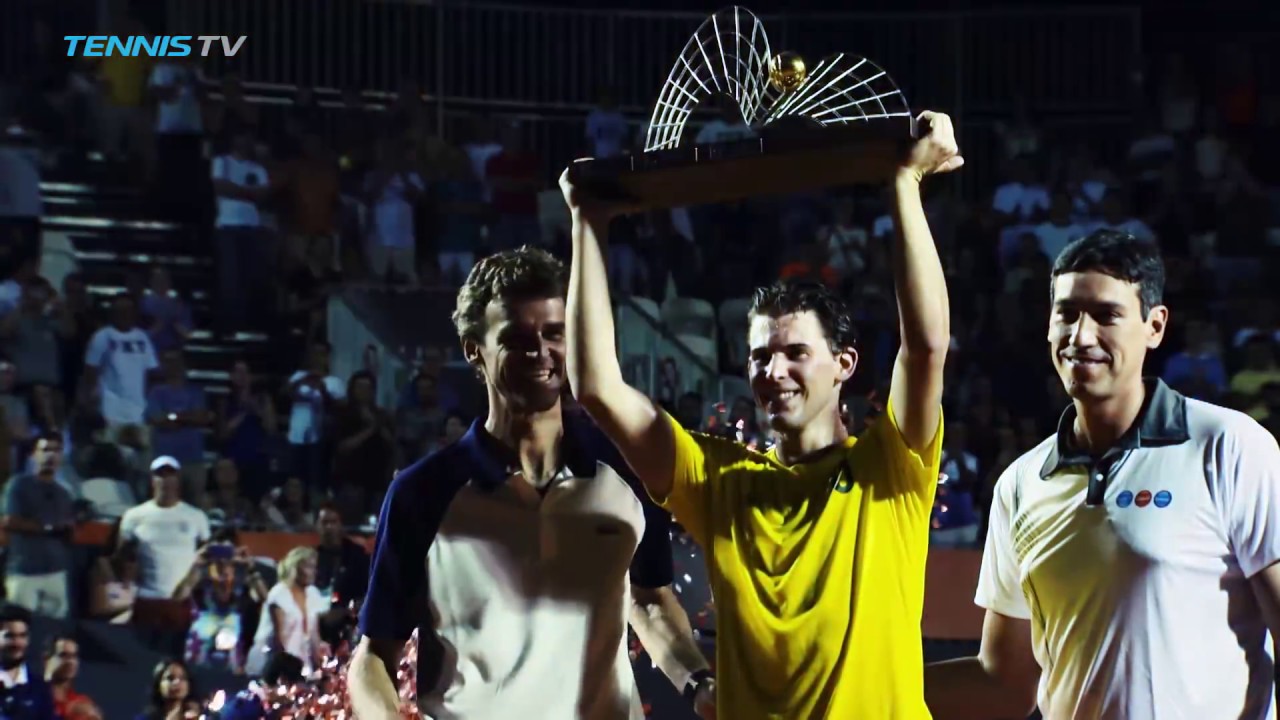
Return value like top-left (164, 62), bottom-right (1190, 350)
top-left (452, 247), bottom-right (567, 342)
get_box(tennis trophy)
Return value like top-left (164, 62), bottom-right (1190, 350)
top-left (569, 6), bottom-right (917, 207)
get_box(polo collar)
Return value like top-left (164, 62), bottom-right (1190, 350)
top-left (1040, 377), bottom-right (1189, 478)
top-left (458, 411), bottom-right (598, 491)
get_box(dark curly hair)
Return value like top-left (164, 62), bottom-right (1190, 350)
top-left (1051, 229), bottom-right (1164, 317)
top-left (452, 246), bottom-right (567, 342)
top-left (748, 279), bottom-right (858, 352)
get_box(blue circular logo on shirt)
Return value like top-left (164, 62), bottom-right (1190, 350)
top-left (1116, 491), bottom-right (1134, 508)
top-left (1153, 490), bottom-right (1172, 508)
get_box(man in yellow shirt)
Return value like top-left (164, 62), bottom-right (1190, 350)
top-left (560, 111), bottom-right (962, 719)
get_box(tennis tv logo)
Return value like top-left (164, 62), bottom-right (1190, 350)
top-left (63, 35), bottom-right (247, 58)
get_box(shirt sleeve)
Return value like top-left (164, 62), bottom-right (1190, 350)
top-left (119, 508), bottom-right (138, 542)
top-left (2, 477), bottom-right (25, 518)
top-left (142, 337), bottom-right (159, 372)
top-left (1217, 417), bottom-right (1280, 578)
top-left (974, 463), bottom-right (1032, 620)
top-left (869, 396), bottom-right (944, 497)
top-left (194, 510), bottom-right (211, 545)
top-left (651, 412), bottom-right (715, 548)
top-left (358, 471), bottom-right (434, 642)
top-left (211, 155), bottom-right (228, 181)
top-left (84, 329), bottom-right (108, 369)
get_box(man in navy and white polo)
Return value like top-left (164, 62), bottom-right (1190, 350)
top-left (347, 247), bottom-right (712, 720)
top-left (926, 230), bottom-right (1280, 720)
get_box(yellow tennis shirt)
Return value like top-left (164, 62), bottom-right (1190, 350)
top-left (657, 399), bottom-right (941, 719)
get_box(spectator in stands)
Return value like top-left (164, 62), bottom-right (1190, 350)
top-left (1087, 189), bottom-right (1155, 242)
top-left (281, 132), bottom-right (339, 277)
top-left (1232, 298), bottom-right (1280, 349)
top-left (146, 350), bottom-right (212, 502)
top-left (140, 267), bottom-right (192, 355)
top-left (0, 362), bottom-right (32, 466)
top-left (119, 456), bottom-right (211, 601)
top-left (818, 195), bottom-right (868, 282)
top-left (1032, 190), bottom-right (1088, 262)
top-left (285, 341), bottom-right (345, 497)
top-left (332, 371), bottom-right (394, 513)
top-left (147, 53), bottom-right (207, 223)
top-left (486, 121), bottom-right (542, 251)
top-left (56, 273), bottom-right (100, 405)
top-left (585, 88), bottom-right (629, 159)
top-left (279, 87), bottom-right (322, 158)
top-left (202, 458), bottom-right (256, 527)
top-left (0, 135), bottom-right (42, 278)
top-left (313, 501), bottom-right (367, 605)
top-left (80, 293), bottom-right (158, 452)
top-left (394, 371), bottom-right (444, 462)
top-left (206, 75), bottom-right (259, 143)
top-left (173, 533), bottom-right (268, 675)
top-left (993, 100), bottom-right (1041, 160)
top-left (215, 360), bottom-right (277, 502)
top-left (694, 92), bottom-right (755, 145)
top-left (27, 391), bottom-right (60, 466)
top-left (724, 396), bottom-right (763, 447)
top-left (0, 603), bottom-right (54, 720)
top-left (992, 156), bottom-right (1050, 223)
top-left (397, 345), bottom-right (460, 416)
top-left (259, 476), bottom-right (312, 531)
top-left (313, 501), bottom-right (368, 649)
top-left (211, 127), bottom-right (273, 334)
top-left (0, 279), bottom-right (70, 395)
top-left (94, 11), bottom-right (154, 178)
top-left (245, 546), bottom-right (327, 677)
top-left (42, 635), bottom-right (99, 720)
top-left (1162, 316), bottom-right (1228, 400)
top-left (435, 149), bottom-right (486, 286)
top-left (281, 234), bottom-right (340, 345)
top-left (674, 391), bottom-right (705, 431)
top-left (364, 137), bottom-right (424, 285)
top-left (440, 411), bottom-right (467, 448)
top-left (136, 659), bottom-right (197, 720)
top-left (1230, 336), bottom-right (1280, 420)
top-left (932, 420), bottom-right (981, 548)
top-left (1, 433), bottom-right (74, 619)
top-left (87, 534), bottom-right (139, 624)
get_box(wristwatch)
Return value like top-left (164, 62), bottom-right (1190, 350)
top-left (683, 669), bottom-right (714, 704)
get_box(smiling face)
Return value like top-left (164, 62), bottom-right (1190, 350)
top-left (465, 297), bottom-right (565, 414)
top-left (1049, 270), bottom-right (1167, 403)
top-left (747, 310), bottom-right (856, 434)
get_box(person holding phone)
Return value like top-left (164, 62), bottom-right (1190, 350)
top-left (173, 531), bottom-right (267, 675)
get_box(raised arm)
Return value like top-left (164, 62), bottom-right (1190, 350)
top-left (888, 111), bottom-right (963, 451)
top-left (559, 169), bottom-right (677, 500)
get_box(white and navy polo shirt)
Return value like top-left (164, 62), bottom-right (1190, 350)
top-left (359, 410), bottom-right (673, 720)
top-left (977, 378), bottom-right (1280, 720)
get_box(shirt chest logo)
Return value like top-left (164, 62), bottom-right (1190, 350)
top-left (1115, 489), bottom-right (1173, 509)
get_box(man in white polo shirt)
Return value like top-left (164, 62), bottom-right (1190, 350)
top-left (925, 230), bottom-right (1280, 719)
top-left (348, 248), bottom-right (713, 720)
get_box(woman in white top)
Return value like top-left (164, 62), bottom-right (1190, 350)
top-left (246, 546), bottom-right (328, 676)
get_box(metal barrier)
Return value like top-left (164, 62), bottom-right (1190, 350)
top-left (166, 0), bottom-right (1141, 116)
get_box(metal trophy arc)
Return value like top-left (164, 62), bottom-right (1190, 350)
top-left (569, 6), bottom-right (917, 208)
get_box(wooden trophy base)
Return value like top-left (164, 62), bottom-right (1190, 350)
top-left (568, 115), bottom-right (916, 208)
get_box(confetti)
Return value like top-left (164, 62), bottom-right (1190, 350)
top-left (200, 631), bottom-right (422, 719)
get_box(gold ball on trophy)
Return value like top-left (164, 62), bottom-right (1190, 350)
top-left (769, 52), bottom-right (807, 93)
